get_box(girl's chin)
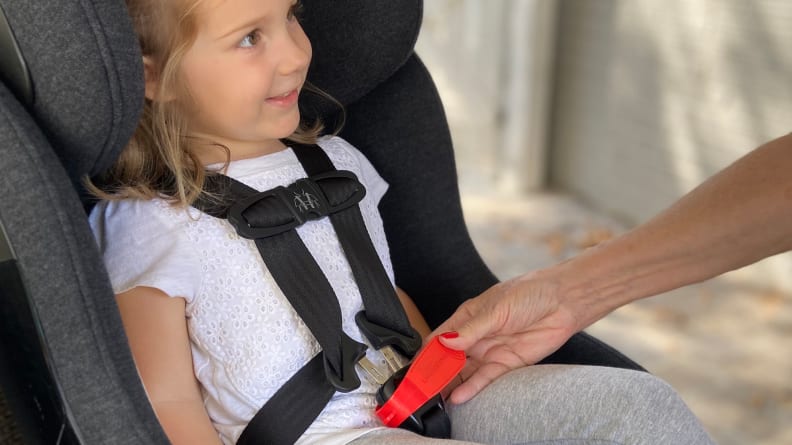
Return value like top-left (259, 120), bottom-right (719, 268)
top-left (273, 115), bottom-right (304, 139)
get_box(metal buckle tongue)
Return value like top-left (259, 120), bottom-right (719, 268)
top-left (357, 353), bottom-right (389, 385)
top-left (375, 336), bottom-right (466, 431)
top-left (322, 333), bottom-right (394, 390)
top-left (355, 311), bottom-right (422, 374)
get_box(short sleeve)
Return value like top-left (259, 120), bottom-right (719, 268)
top-left (326, 136), bottom-right (389, 204)
top-left (88, 199), bottom-right (202, 303)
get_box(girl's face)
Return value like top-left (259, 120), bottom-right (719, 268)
top-left (177, 0), bottom-right (311, 162)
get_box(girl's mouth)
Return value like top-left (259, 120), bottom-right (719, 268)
top-left (266, 89), bottom-right (299, 107)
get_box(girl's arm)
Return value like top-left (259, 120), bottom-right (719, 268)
top-left (119, 285), bottom-right (428, 443)
top-left (396, 287), bottom-right (431, 338)
top-left (116, 287), bottom-right (223, 445)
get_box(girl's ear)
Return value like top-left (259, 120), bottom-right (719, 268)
top-left (143, 56), bottom-right (174, 101)
top-left (143, 56), bottom-right (160, 101)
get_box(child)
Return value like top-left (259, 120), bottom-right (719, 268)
top-left (88, 0), bottom-right (715, 444)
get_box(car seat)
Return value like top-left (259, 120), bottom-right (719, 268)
top-left (0, 0), bottom-right (643, 443)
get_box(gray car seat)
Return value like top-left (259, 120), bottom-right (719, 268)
top-left (0, 0), bottom-right (642, 443)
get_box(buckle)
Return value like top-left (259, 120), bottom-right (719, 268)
top-left (227, 170), bottom-right (365, 239)
top-left (323, 333), bottom-right (368, 393)
top-left (376, 367), bottom-right (451, 438)
top-left (374, 336), bottom-right (465, 437)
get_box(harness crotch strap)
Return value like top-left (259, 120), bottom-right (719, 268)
top-left (193, 143), bottom-right (422, 445)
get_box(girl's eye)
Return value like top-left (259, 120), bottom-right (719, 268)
top-left (287, 0), bottom-right (304, 22)
top-left (239, 30), bottom-right (261, 48)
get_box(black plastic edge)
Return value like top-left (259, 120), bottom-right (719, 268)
top-left (0, 222), bottom-right (78, 444)
top-left (0, 2), bottom-right (33, 107)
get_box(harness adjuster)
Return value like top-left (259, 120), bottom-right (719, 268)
top-left (355, 311), bottom-right (422, 358)
top-left (227, 170), bottom-right (365, 239)
top-left (323, 333), bottom-right (368, 393)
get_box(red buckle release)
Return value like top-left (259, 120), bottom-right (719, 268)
top-left (375, 336), bottom-right (466, 427)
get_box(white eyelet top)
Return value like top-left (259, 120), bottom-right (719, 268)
top-left (89, 137), bottom-right (394, 445)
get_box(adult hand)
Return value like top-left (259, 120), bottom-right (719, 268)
top-left (433, 271), bottom-right (580, 404)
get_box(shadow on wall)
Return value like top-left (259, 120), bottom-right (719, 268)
top-left (548, 0), bottom-right (792, 291)
top-left (415, 1), bottom-right (508, 191)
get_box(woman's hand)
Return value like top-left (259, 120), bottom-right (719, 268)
top-left (432, 271), bottom-right (579, 405)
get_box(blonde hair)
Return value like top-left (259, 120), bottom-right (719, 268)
top-left (87, 0), bottom-right (328, 206)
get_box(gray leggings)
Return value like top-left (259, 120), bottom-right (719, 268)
top-left (349, 365), bottom-right (714, 445)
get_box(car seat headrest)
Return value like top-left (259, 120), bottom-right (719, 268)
top-left (0, 0), bottom-right (144, 183)
top-left (0, 0), bottom-right (422, 182)
top-left (300, 0), bottom-right (423, 112)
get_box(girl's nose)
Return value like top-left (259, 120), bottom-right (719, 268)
top-left (277, 24), bottom-right (311, 75)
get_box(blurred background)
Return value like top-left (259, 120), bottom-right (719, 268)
top-left (415, 1), bottom-right (792, 444)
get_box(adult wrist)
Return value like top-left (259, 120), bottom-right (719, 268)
top-left (543, 243), bottom-right (634, 332)
top-left (526, 262), bottom-right (592, 334)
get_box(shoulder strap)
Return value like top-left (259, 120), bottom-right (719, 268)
top-left (196, 154), bottom-right (366, 445)
top-left (193, 143), bottom-right (419, 444)
top-left (291, 144), bottom-right (420, 354)
top-left (199, 170), bottom-right (368, 392)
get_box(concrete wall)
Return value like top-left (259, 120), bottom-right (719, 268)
top-left (416, 0), bottom-right (556, 194)
top-left (550, 0), bottom-right (792, 291)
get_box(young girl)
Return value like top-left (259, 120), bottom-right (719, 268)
top-left (88, 0), bottom-right (715, 444)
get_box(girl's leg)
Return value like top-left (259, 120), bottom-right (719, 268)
top-left (349, 428), bottom-right (482, 445)
top-left (449, 364), bottom-right (715, 445)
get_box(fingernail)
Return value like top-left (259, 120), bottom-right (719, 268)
top-left (440, 331), bottom-right (459, 339)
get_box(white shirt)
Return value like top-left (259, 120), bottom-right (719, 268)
top-left (89, 137), bottom-right (393, 445)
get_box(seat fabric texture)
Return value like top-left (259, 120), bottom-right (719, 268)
top-left (0, 79), bottom-right (164, 444)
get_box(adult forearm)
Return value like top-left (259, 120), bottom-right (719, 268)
top-left (553, 133), bottom-right (792, 330)
top-left (433, 133), bottom-right (792, 402)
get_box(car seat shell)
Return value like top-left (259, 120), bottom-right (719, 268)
top-left (0, 1), bottom-right (642, 443)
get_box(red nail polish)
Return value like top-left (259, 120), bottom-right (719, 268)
top-left (440, 331), bottom-right (459, 339)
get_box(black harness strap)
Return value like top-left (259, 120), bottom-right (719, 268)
top-left (193, 143), bottom-right (420, 444)
top-left (290, 144), bottom-right (421, 351)
top-left (197, 171), bottom-right (367, 394)
top-left (237, 353), bottom-right (332, 445)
